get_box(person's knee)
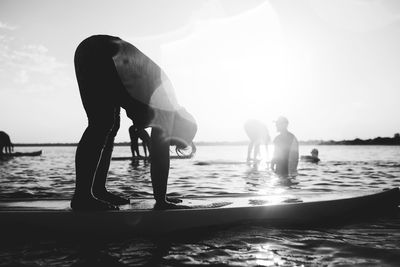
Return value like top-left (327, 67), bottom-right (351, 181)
top-left (88, 120), bottom-right (116, 137)
top-left (108, 124), bottom-right (119, 138)
top-left (109, 117), bottom-right (120, 138)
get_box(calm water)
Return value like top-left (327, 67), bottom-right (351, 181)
top-left (1, 145), bottom-right (400, 266)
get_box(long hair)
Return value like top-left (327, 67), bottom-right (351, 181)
top-left (175, 142), bottom-right (196, 158)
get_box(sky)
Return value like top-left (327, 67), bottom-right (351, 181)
top-left (0, 0), bottom-right (400, 143)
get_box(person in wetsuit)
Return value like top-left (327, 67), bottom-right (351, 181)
top-left (129, 125), bottom-right (151, 158)
top-left (270, 116), bottom-right (298, 178)
top-left (71, 35), bottom-right (197, 211)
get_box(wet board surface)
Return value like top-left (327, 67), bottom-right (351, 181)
top-left (112, 155), bottom-right (192, 161)
top-left (194, 160), bottom-right (251, 165)
top-left (1, 150), bottom-right (42, 159)
top-left (0, 194), bottom-right (306, 211)
top-left (0, 188), bottom-right (399, 235)
top-left (300, 155), bottom-right (320, 163)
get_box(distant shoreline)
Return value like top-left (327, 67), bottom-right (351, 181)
top-left (13, 135), bottom-right (400, 147)
top-left (319, 135), bottom-right (400, 146)
top-left (12, 142), bottom-right (251, 147)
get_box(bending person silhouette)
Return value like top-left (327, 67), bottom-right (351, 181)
top-left (244, 120), bottom-right (270, 162)
top-left (129, 125), bottom-right (151, 158)
top-left (0, 131), bottom-right (13, 158)
top-left (270, 116), bottom-right (299, 178)
top-left (72, 35), bottom-right (197, 211)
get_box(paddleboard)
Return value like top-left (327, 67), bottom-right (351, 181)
top-left (112, 154), bottom-right (193, 161)
top-left (300, 155), bottom-right (320, 163)
top-left (0, 188), bottom-right (398, 236)
top-left (194, 160), bottom-right (249, 166)
top-left (0, 150), bottom-right (42, 159)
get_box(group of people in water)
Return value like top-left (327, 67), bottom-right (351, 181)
top-left (244, 117), bottom-right (301, 178)
top-left (0, 35), bottom-right (318, 211)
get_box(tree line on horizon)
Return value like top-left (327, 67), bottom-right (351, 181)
top-left (320, 133), bottom-right (400, 146)
top-left (12, 133), bottom-right (400, 146)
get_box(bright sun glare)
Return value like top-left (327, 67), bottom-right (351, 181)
top-left (159, 2), bottom-right (298, 141)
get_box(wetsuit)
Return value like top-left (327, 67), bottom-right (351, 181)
top-left (72, 35), bottom-right (187, 210)
top-left (272, 131), bottom-right (299, 177)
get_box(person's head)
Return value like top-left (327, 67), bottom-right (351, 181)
top-left (170, 108), bottom-right (197, 153)
top-left (311, 148), bottom-right (319, 157)
top-left (274, 116), bottom-right (289, 133)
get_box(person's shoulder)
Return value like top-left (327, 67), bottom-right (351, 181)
top-left (273, 134), bottom-right (282, 142)
top-left (288, 132), bottom-right (299, 145)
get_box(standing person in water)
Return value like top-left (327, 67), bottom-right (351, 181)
top-left (129, 125), bottom-right (151, 158)
top-left (72, 35), bottom-right (197, 211)
top-left (244, 120), bottom-right (270, 162)
top-left (270, 116), bottom-right (299, 178)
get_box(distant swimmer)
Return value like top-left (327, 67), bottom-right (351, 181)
top-left (300, 148), bottom-right (320, 163)
top-left (0, 131), bottom-right (13, 158)
top-left (129, 125), bottom-right (151, 158)
top-left (71, 35), bottom-right (197, 211)
top-left (270, 116), bottom-right (299, 178)
top-left (244, 120), bottom-right (271, 162)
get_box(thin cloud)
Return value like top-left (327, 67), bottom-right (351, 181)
top-left (0, 34), bottom-right (73, 91)
top-left (0, 21), bottom-right (17, 30)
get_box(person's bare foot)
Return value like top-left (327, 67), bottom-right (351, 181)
top-left (94, 191), bottom-right (130, 205)
top-left (166, 196), bottom-right (182, 203)
top-left (70, 196), bottom-right (118, 211)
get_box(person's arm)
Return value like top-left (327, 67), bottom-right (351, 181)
top-left (270, 158), bottom-right (276, 171)
top-left (141, 130), bottom-right (151, 158)
top-left (247, 142), bottom-right (253, 161)
top-left (145, 137), bottom-right (151, 158)
top-left (150, 127), bottom-right (170, 204)
top-left (143, 140), bottom-right (148, 157)
top-left (270, 139), bottom-right (278, 171)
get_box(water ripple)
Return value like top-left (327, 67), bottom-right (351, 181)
top-left (1, 145), bottom-right (400, 266)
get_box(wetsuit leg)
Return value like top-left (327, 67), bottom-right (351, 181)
top-left (91, 107), bottom-right (130, 205)
top-left (71, 36), bottom-right (122, 210)
top-left (253, 142), bottom-right (260, 160)
top-left (247, 142), bottom-right (254, 161)
top-left (130, 130), bottom-right (140, 157)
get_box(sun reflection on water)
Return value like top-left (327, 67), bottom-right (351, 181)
top-left (252, 244), bottom-right (285, 266)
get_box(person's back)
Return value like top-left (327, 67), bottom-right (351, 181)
top-left (271, 117), bottom-right (298, 178)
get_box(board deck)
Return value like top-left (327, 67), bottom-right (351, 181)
top-left (112, 154), bottom-right (193, 161)
top-left (0, 150), bottom-right (42, 159)
top-left (0, 188), bottom-right (399, 235)
top-left (0, 194), bottom-right (305, 211)
top-left (300, 155), bottom-right (320, 163)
